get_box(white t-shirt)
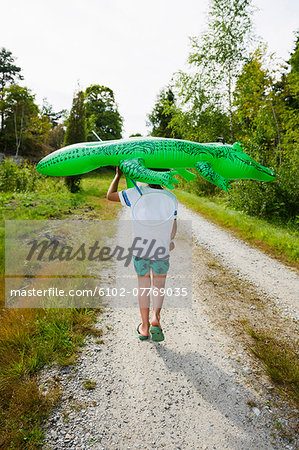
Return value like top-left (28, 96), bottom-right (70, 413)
top-left (119, 185), bottom-right (178, 260)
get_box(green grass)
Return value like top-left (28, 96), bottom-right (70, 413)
top-left (247, 328), bottom-right (299, 402)
top-left (0, 168), bottom-right (121, 448)
top-left (175, 189), bottom-right (299, 266)
top-left (0, 170), bottom-right (122, 221)
top-left (82, 379), bottom-right (97, 390)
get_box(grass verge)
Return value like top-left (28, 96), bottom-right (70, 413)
top-left (247, 328), bottom-right (299, 401)
top-left (175, 190), bottom-right (299, 268)
top-left (193, 246), bottom-right (299, 442)
top-left (0, 169), bottom-right (122, 448)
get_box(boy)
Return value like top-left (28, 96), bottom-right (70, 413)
top-left (107, 167), bottom-right (177, 342)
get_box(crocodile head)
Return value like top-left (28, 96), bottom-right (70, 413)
top-left (232, 142), bottom-right (275, 181)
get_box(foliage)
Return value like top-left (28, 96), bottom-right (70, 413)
top-left (0, 50), bottom-right (53, 158)
top-left (0, 85), bottom-right (52, 157)
top-left (64, 175), bottom-right (82, 193)
top-left (233, 46), bottom-right (283, 161)
top-left (175, 189), bottom-right (299, 264)
top-left (279, 33), bottom-right (299, 164)
top-left (152, 4), bottom-right (297, 225)
top-left (41, 98), bottom-right (66, 128)
top-left (63, 90), bottom-right (86, 146)
top-left (0, 48), bottom-right (23, 138)
top-left (0, 47), bottom-right (23, 92)
top-left (157, 0), bottom-right (254, 144)
top-left (85, 84), bottom-right (123, 141)
top-left (147, 86), bottom-right (182, 138)
top-left (183, 0), bottom-right (254, 141)
top-left (230, 44), bottom-right (299, 222)
top-left (46, 124), bottom-right (65, 150)
top-left (229, 165), bottom-right (298, 223)
top-left (170, 74), bottom-right (230, 143)
top-left (0, 158), bottom-right (43, 192)
top-left (63, 90), bottom-right (87, 193)
top-left (0, 49), bottom-right (123, 161)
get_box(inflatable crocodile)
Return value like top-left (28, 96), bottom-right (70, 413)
top-left (36, 137), bottom-right (275, 191)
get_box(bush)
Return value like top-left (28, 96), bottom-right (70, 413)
top-left (64, 175), bottom-right (82, 193)
top-left (0, 158), bottom-right (67, 194)
top-left (177, 169), bottom-right (220, 197)
top-left (0, 158), bottom-right (40, 192)
top-left (228, 163), bottom-right (299, 223)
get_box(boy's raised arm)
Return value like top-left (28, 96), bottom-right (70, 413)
top-left (107, 167), bottom-right (123, 202)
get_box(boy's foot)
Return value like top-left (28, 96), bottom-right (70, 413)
top-left (149, 325), bottom-right (164, 342)
top-left (136, 323), bottom-right (149, 340)
top-left (151, 314), bottom-right (161, 328)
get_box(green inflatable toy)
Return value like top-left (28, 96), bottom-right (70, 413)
top-left (36, 137), bottom-right (275, 191)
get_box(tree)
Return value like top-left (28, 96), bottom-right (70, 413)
top-left (169, 72), bottom-right (230, 142)
top-left (63, 90), bottom-right (86, 146)
top-left (230, 44), bottom-right (298, 222)
top-left (182, 0), bottom-right (254, 141)
top-left (147, 87), bottom-right (182, 138)
top-left (2, 85), bottom-right (51, 157)
top-left (46, 124), bottom-right (65, 150)
top-left (85, 85), bottom-right (123, 141)
top-left (279, 33), bottom-right (299, 161)
top-left (234, 45), bottom-right (289, 165)
top-left (0, 48), bottom-right (23, 136)
top-left (63, 90), bottom-right (86, 193)
top-left (41, 98), bottom-right (67, 128)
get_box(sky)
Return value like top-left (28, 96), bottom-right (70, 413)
top-left (1, 0), bottom-right (298, 137)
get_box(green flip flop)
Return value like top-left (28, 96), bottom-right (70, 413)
top-left (136, 323), bottom-right (149, 340)
top-left (150, 326), bottom-right (164, 342)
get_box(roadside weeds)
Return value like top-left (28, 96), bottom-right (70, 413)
top-left (193, 244), bottom-right (299, 443)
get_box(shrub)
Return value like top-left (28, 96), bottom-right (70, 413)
top-left (64, 175), bottom-right (82, 193)
top-left (228, 163), bottom-right (299, 223)
top-left (177, 170), bottom-right (219, 197)
top-left (0, 159), bottom-right (40, 192)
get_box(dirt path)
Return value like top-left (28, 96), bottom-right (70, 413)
top-left (42, 204), bottom-right (298, 450)
top-left (178, 204), bottom-right (298, 318)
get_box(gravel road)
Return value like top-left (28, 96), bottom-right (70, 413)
top-left (42, 204), bottom-right (298, 450)
top-left (178, 204), bottom-right (298, 317)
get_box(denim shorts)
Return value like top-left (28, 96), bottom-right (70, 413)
top-left (133, 255), bottom-right (170, 276)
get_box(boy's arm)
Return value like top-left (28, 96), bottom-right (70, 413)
top-left (169, 217), bottom-right (177, 251)
top-left (107, 167), bottom-right (123, 202)
top-left (171, 217), bottom-right (177, 240)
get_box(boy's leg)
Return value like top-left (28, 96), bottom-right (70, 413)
top-left (137, 272), bottom-right (151, 336)
top-left (151, 273), bottom-right (167, 328)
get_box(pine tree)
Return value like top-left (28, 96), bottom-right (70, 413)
top-left (0, 47), bottom-right (23, 141)
top-left (64, 90), bottom-right (86, 146)
top-left (148, 87), bottom-right (181, 138)
top-left (85, 85), bottom-right (122, 141)
top-left (64, 90), bottom-right (86, 192)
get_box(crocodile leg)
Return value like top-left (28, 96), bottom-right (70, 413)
top-left (120, 158), bottom-right (179, 189)
top-left (175, 168), bottom-right (197, 182)
top-left (195, 161), bottom-right (232, 192)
